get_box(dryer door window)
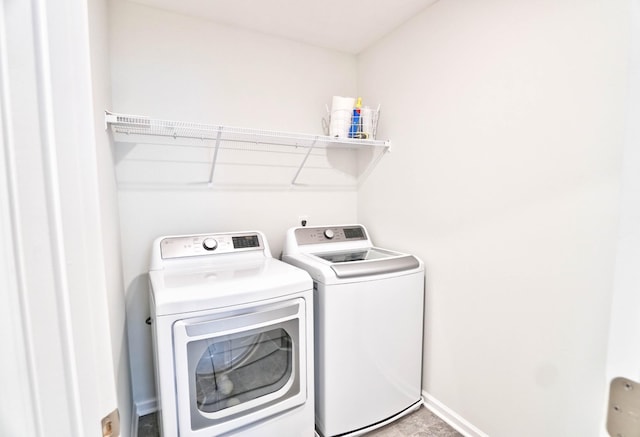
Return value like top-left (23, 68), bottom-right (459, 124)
top-left (192, 327), bottom-right (293, 413)
top-left (172, 298), bottom-right (307, 435)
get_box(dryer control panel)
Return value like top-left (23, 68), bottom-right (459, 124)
top-left (294, 225), bottom-right (368, 245)
top-left (160, 232), bottom-right (263, 259)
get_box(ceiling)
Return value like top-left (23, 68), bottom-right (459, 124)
top-left (129, 0), bottom-right (440, 54)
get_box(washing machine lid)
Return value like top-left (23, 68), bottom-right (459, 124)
top-left (282, 225), bottom-right (422, 281)
top-left (309, 247), bottom-right (420, 279)
top-left (150, 257), bottom-right (312, 316)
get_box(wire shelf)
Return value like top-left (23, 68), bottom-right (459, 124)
top-left (105, 111), bottom-right (391, 190)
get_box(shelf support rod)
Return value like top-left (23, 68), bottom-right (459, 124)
top-left (207, 127), bottom-right (223, 187)
top-left (291, 138), bottom-right (318, 186)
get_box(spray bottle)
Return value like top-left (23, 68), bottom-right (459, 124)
top-left (349, 97), bottom-right (362, 138)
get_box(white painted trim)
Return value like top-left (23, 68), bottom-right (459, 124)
top-left (1, 0), bottom-right (82, 435)
top-left (0, 6), bottom-right (41, 435)
top-left (0, 9), bottom-right (40, 437)
top-left (2, 0), bottom-right (120, 434)
top-left (136, 397), bottom-right (158, 418)
top-left (30, 1), bottom-right (84, 433)
top-left (133, 397), bottom-right (157, 436)
top-left (421, 391), bottom-right (490, 437)
top-left (131, 403), bottom-right (140, 437)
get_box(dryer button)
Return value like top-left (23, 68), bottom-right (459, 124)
top-left (202, 238), bottom-right (218, 251)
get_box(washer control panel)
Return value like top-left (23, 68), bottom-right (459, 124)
top-left (160, 233), bottom-right (262, 259)
top-left (295, 225), bottom-right (367, 245)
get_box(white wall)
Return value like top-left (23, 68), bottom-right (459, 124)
top-left (606, 0), bottom-right (640, 387)
top-left (87, 0), bottom-right (133, 433)
top-left (357, 1), bottom-right (629, 436)
top-left (109, 0), bottom-right (360, 409)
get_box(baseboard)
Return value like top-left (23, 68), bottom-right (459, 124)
top-left (135, 397), bottom-right (158, 418)
top-left (421, 391), bottom-right (489, 437)
top-left (132, 398), bottom-right (157, 437)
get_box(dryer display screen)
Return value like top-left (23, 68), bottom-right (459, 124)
top-left (344, 227), bottom-right (365, 239)
top-left (233, 235), bottom-right (260, 249)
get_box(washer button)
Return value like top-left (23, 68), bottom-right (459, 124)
top-left (324, 229), bottom-right (335, 240)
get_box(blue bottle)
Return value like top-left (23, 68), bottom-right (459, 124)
top-left (349, 97), bottom-right (362, 138)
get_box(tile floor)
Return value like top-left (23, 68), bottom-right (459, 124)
top-left (367, 407), bottom-right (463, 437)
top-left (137, 405), bottom-right (463, 437)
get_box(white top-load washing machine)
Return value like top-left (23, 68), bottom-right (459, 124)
top-left (282, 224), bottom-right (424, 437)
top-left (148, 231), bottom-right (314, 437)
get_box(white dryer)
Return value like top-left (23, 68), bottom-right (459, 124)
top-left (282, 224), bottom-right (424, 437)
top-left (148, 231), bottom-right (314, 437)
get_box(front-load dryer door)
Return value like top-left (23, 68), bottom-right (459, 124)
top-left (172, 298), bottom-right (307, 437)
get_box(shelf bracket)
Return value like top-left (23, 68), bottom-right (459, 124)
top-left (291, 137), bottom-right (318, 186)
top-left (207, 127), bottom-right (223, 187)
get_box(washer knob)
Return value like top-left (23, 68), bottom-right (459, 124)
top-left (324, 229), bottom-right (335, 240)
top-left (202, 238), bottom-right (218, 251)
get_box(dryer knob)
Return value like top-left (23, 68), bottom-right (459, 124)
top-left (202, 238), bottom-right (218, 251)
top-left (324, 229), bottom-right (335, 240)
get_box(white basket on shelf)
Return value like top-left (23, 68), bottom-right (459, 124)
top-left (324, 102), bottom-right (380, 140)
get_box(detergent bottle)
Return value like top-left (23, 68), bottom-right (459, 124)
top-left (348, 97), bottom-right (362, 138)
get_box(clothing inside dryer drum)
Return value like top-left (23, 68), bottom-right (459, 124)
top-left (193, 328), bottom-right (292, 413)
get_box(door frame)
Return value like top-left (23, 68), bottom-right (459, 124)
top-left (0, 0), bottom-right (118, 435)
